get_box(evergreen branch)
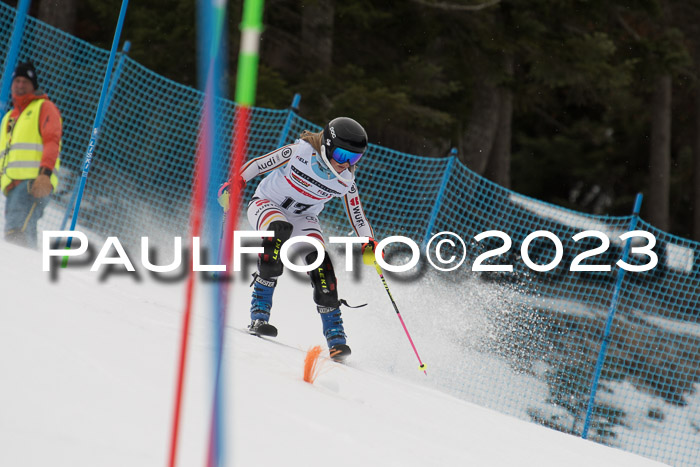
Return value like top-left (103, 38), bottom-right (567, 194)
top-left (410, 0), bottom-right (500, 12)
top-left (615, 10), bottom-right (642, 42)
top-left (533, 106), bottom-right (567, 133)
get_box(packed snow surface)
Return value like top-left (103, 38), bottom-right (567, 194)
top-left (0, 240), bottom-right (669, 466)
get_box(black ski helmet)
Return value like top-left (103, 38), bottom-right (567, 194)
top-left (322, 117), bottom-right (368, 159)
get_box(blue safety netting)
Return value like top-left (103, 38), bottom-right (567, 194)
top-left (1, 4), bottom-right (698, 465)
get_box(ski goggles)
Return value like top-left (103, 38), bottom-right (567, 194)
top-left (331, 146), bottom-right (364, 166)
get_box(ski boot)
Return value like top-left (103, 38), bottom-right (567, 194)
top-left (247, 274), bottom-right (278, 338)
top-left (319, 306), bottom-right (351, 361)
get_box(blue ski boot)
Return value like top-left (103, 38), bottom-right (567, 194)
top-left (248, 274), bottom-right (278, 337)
top-left (319, 306), bottom-right (351, 361)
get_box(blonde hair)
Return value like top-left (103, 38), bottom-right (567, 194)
top-left (300, 130), bottom-right (323, 153)
top-left (299, 129), bottom-right (359, 174)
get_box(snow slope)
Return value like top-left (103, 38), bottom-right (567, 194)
top-left (0, 239), bottom-right (669, 467)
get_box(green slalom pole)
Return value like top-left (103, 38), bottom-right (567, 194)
top-left (219, 0), bottom-right (264, 269)
top-left (235, 0), bottom-right (264, 106)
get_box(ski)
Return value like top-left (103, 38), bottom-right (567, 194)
top-left (247, 321), bottom-right (278, 338)
top-left (234, 325), bottom-right (352, 363)
top-left (329, 344), bottom-right (351, 362)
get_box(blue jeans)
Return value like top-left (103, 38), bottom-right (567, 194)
top-left (4, 180), bottom-right (49, 249)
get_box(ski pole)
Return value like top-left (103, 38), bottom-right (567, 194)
top-left (363, 248), bottom-right (427, 375)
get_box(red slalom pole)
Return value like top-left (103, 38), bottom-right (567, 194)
top-left (204, 0), bottom-right (263, 462)
top-left (167, 256), bottom-right (197, 467)
top-left (168, 94), bottom-right (213, 467)
top-left (218, 106), bottom-right (249, 275)
top-left (204, 105), bottom-right (250, 467)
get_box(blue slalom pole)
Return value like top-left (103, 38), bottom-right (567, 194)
top-left (581, 193), bottom-right (643, 439)
top-left (0, 0), bottom-right (32, 114)
top-left (62, 0), bottom-right (130, 265)
top-left (197, 0), bottom-right (228, 465)
top-left (58, 40), bottom-right (131, 235)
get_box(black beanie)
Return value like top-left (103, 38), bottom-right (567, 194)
top-left (12, 61), bottom-right (39, 89)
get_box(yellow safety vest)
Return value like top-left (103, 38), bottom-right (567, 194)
top-left (0, 98), bottom-right (61, 194)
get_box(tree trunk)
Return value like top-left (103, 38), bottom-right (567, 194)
top-left (461, 78), bottom-right (500, 174)
top-left (301, 0), bottom-right (334, 72)
top-left (261, 0), bottom-right (302, 75)
top-left (648, 74), bottom-right (672, 232)
top-left (485, 53), bottom-right (513, 188)
top-left (38, 0), bottom-right (76, 33)
top-left (694, 85), bottom-right (700, 241)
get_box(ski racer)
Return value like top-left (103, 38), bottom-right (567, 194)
top-left (218, 117), bottom-right (379, 360)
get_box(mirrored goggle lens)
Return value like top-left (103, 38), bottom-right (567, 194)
top-left (332, 147), bottom-right (364, 165)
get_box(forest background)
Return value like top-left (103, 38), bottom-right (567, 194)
top-left (5, 0), bottom-right (700, 240)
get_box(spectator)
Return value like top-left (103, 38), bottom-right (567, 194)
top-left (0, 61), bottom-right (61, 248)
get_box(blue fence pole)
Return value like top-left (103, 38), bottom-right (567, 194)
top-left (104, 40), bottom-right (131, 111)
top-left (62, 0), bottom-right (130, 264)
top-left (276, 93), bottom-right (301, 148)
top-left (581, 192), bottom-right (644, 439)
top-left (0, 0), bottom-right (32, 114)
top-left (58, 40), bottom-right (131, 233)
top-left (422, 148), bottom-right (457, 248)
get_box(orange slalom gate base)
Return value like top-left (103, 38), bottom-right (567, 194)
top-left (303, 346), bottom-right (325, 383)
